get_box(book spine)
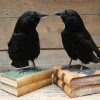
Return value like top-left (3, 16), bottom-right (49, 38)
top-left (53, 66), bottom-right (75, 87)
top-left (53, 75), bottom-right (72, 97)
top-left (17, 78), bottom-right (52, 96)
top-left (53, 75), bottom-right (100, 98)
top-left (17, 69), bottom-right (52, 88)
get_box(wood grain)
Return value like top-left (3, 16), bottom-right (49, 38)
top-left (0, 0), bottom-right (100, 17)
top-left (0, 0), bottom-right (100, 50)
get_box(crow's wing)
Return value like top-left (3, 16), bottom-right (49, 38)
top-left (84, 31), bottom-right (100, 59)
top-left (32, 31), bottom-right (40, 59)
top-left (8, 33), bottom-right (26, 60)
top-left (72, 31), bottom-right (100, 59)
top-left (8, 33), bottom-right (25, 48)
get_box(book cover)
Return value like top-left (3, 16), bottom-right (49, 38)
top-left (53, 75), bottom-right (100, 98)
top-left (53, 65), bottom-right (100, 88)
top-left (1, 78), bottom-right (52, 96)
top-left (1, 67), bottom-right (52, 88)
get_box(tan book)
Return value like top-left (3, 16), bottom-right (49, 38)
top-left (1, 78), bottom-right (52, 97)
top-left (1, 67), bottom-right (52, 88)
top-left (53, 75), bottom-right (100, 98)
top-left (53, 65), bottom-right (100, 88)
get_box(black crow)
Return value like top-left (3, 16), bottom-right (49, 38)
top-left (8, 11), bottom-right (48, 73)
top-left (55, 9), bottom-right (100, 71)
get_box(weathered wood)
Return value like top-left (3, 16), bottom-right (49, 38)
top-left (0, 50), bottom-right (100, 72)
top-left (0, 0), bottom-right (100, 18)
top-left (0, 50), bottom-right (100, 98)
top-left (0, 84), bottom-right (100, 99)
top-left (0, 15), bottom-right (100, 50)
top-left (0, 0), bottom-right (100, 50)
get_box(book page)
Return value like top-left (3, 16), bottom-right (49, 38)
top-left (0, 83), bottom-right (100, 100)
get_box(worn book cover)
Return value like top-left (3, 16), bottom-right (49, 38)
top-left (53, 75), bottom-right (100, 98)
top-left (1, 78), bottom-right (52, 96)
top-left (1, 67), bottom-right (52, 88)
top-left (53, 65), bottom-right (100, 88)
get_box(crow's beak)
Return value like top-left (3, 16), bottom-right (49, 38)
top-left (55, 12), bottom-right (65, 17)
top-left (55, 12), bottom-right (62, 16)
top-left (39, 13), bottom-right (48, 18)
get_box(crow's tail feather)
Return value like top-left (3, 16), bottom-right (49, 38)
top-left (92, 54), bottom-right (100, 63)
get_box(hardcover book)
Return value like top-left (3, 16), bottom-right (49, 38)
top-left (53, 65), bottom-right (100, 88)
top-left (53, 75), bottom-right (100, 98)
top-left (1, 67), bottom-right (52, 88)
top-left (1, 78), bottom-right (52, 96)
top-left (0, 67), bottom-right (52, 96)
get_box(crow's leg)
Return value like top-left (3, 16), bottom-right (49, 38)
top-left (19, 66), bottom-right (24, 74)
top-left (32, 61), bottom-right (38, 71)
top-left (80, 62), bottom-right (83, 71)
top-left (68, 59), bottom-right (72, 69)
top-left (78, 61), bottom-right (83, 73)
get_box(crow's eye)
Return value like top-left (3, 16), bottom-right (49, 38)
top-left (68, 13), bottom-right (75, 16)
top-left (69, 13), bottom-right (72, 16)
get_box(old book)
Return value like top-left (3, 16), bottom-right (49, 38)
top-left (53, 65), bottom-right (100, 88)
top-left (1, 67), bottom-right (52, 88)
top-left (1, 78), bottom-right (52, 96)
top-left (53, 75), bottom-right (100, 98)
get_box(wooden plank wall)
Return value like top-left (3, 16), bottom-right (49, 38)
top-left (0, 0), bottom-right (100, 50)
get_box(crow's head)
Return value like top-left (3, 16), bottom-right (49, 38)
top-left (14, 11), bottom-right (48, 32)
top-left (55, 9), bottom-right (85, 32)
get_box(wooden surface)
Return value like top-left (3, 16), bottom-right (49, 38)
top-left (0, 50), bottom-right (100, 99)
top-left (0, 0), bottom-right (100, 50)
top-left (0, 84), bottom-right (100, 100)
top-left (0, 0), bottom-right (100, 17)
top-left (0, 50), bottom-right (100, 72)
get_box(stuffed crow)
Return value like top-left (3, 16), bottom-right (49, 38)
top-left (8, 11), bottom-right (48, 73)
top-left (55, 9), bottom-right (100, 71)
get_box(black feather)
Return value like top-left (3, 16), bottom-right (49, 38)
top-left (57, 9), bottom-right (100, 64)
top-left (8, 11), bottom-right (42, 68)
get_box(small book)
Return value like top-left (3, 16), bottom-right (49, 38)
top-left (1, 78), bottom-right (52, 96)
top-left (53, 65), bottom-right (100, 88)
top-left (53, 75), bottom-right (100, 98)
top-left (1, 67), bottom-right (52, 88)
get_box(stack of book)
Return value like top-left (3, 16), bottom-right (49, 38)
top-left (1, 67), bottom-right (52, 96)
top-left (52, 65), bottom-right (100, 98)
